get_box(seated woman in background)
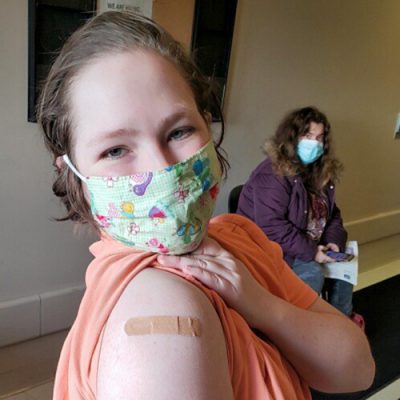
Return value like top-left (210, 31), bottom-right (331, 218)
top-left (38, 12), bottom-right (373, 398)
top-left (237, 107), bottom-right (363, 325)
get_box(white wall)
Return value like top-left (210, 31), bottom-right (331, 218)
top-left (216, 0), bottom-right (400, 243)
top-left (0, 1), bottom-right (94, 345)
top-left (1, 0), bottom-right (400, 345)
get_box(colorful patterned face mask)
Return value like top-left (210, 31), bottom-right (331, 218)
top-left (63, 141), bottom-right (221, 255)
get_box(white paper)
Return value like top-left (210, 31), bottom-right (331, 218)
top-left (322, 241), bottom-right (358, 285)
top-left (97, 0), bottom-right (152, 18)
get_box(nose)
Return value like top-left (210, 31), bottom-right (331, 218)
top-left (140, 144), bottom-right (178, 171)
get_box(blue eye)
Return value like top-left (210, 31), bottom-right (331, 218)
top-left (168, 127), bottom-right (195, 141)
top-left (105, 147), bottom-right (126, 159)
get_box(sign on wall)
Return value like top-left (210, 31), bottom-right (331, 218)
top-left (97, 0), bottom-right (152, 17)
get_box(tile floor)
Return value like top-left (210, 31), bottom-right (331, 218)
top-left (1, 235), bottom-right (399, 400)
top-left (1, 381), bottom-right (53, 400)
top-left (0, 331), bottom-right (67, 400)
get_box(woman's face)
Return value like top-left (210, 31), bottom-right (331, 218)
top-left (300, 121), bottom-right (325, 143)
top-left (68, 50), bottom-right (211, 177)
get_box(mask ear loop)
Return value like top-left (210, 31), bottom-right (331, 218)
top-left (62, 154), bottom-right (88, 183)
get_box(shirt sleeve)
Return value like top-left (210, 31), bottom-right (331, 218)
top-left (278, 261), bottom-right (319, 309)
top-left (209, 214), bottom-right (319, 310)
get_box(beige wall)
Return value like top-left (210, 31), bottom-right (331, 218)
top-left (219, 0), bottom-right (400, 242)
top-left (1, 0), bottom-right (399, 343)
top-left (0, 1), bottom-right (94, 342)
top-left (153, 0), bottom-right (195, 50)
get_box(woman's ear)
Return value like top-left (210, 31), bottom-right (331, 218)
top-left (55, 156), bottom-right (65, 171)
top-left (204, 111), bottom-right (212, 125)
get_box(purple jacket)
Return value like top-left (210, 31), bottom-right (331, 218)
top-left (237, 158), bottom-right (347, 266)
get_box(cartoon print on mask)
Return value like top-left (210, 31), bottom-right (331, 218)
top-left (103, 176), bottom-right (119, 187)
top-left (107, 202), bottom-right (121, 218)
top-left (166, 163), bottom-right (183, 176)
top-left (147, 238), bottom-right (169, 253)
top-left (177, 217), bottom-right (202, 244)
top-left (149, 206), bottom-right (167, 225)
top-left (66, 141), bottom-right (221, 255)
top-left (192, 157), bottom-right (212, 192)
top-left (95, 214), bottom-right (112, 228)
top-left (174, 185), bottom-right (189, 203)
top-left (209, 183), bottom-right (220, 200)
top-left (127, 222), bottom-right (140, 235)
top-left (129, 172), bottom-right (153, 196)
top-left (121, 201), bottom-right (135, 218)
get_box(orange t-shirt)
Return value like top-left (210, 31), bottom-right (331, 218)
top-left (53, 214), bottom-right (317, 399)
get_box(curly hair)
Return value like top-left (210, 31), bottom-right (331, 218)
top-left (37, 11), bottom-right (228, 228)
top-left (263, 106), bottom-right (343, 192)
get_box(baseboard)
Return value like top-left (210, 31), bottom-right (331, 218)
top-left (0, 295), bottom-right (40, 347)
top-left (0, 285), bottom-right (85, 347)
top-left (367, 378), bottom-right (400, 400)
top-left (40, 285), bottom-right (85, 335)
top-left (345, 209), bottom-right (400, 244)
top-left (355, 259), bottom-right (400, 292)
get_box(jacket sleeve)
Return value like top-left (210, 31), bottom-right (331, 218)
top-left (320, 202), bottom-right (348, 252)
top-left (243, 172), bottom-right (318, 262)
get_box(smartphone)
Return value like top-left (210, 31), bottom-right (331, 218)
top-left (326, 250), bottom-right (354, 262)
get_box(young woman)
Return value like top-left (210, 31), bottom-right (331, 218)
top-left (237, 107), bottom-right (361, 322)
top-left (38, 13), bottom-right (374, 399)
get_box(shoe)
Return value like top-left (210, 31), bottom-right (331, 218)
top-left (351, 312), bottom-right (365, 331)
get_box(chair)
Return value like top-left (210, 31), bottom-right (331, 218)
top-left (228, 184), bottom-right (243, 213)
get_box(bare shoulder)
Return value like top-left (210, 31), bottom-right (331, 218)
top-left (97, 268), bottom-right (234, 400)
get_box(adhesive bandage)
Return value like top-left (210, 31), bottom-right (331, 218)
top-left (124, 316), bottom-right (201, 337)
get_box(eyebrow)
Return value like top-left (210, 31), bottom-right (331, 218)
top-left (86, 128), bottom-right (136, 150)
top-left (86, 108), bottom-right (199, 149)
top-left (158, 108), bottom-right (198, 130)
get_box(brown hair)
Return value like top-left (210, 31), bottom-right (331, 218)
top-left (37, 11), bottom-right (228, 228)
top-left (263, 106), bottom-right (343, 192)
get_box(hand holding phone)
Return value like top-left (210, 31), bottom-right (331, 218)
top-left (325, 250), bottom-right (354, 262)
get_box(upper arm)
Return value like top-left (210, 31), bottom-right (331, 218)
top-left (97, 268), bottom-right (234, 400)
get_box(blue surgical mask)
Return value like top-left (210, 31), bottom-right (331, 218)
top-left (297, 139), bottom-right (324, 164)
